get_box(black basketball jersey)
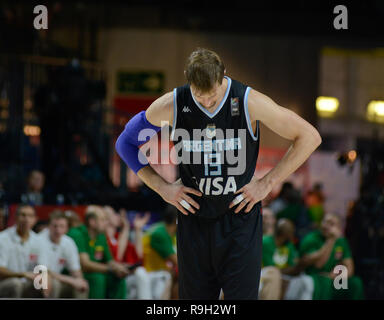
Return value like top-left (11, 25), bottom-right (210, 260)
top-left (171, 76), bottom-right (260, 219)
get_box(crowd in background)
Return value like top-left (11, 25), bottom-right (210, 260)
top-left (0, 170), bottom-right (366, 299)
top-left (0, 203), bottom-right (179, 299)
top-left (260, 182), bottom-right (364, 300)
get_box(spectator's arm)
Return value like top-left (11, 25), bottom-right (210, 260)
top-left (300, 237), bottom-right (336, 269)
top-left (117, 221), bottom-right (130, 262)
top-left (69, 269), bottom-right (83, 278)
top-left (312, 238), bottom-right (336, 269)
top-left (167, 253), bottom-right (178, 267)
top-left (134, 226), bottom-right (144, 260)
top-left (79, 252), bottom-right (128, 278)
top-left (48, 270), bottom-right (79, 286)
top-left (133, 212), bottom-right (151, 259)
top-left (0, 267), bottom-right (25, 280)
top-left (79, 253), bottom-right (109, 273)
top-left (281, 266), bottom-right (299, 276)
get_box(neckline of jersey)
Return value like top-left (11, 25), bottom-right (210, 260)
top-left (190, 76), bottom-right (232, 119)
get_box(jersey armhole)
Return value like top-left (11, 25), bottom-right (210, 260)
top-left (170, 88), bottom-right (177, 140)
top-left (244, 86), bottom-right (259, 141)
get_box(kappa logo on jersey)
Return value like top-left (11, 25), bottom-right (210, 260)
top-left (182, 106), bottom-right (191, 113)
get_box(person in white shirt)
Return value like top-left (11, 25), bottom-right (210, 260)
top-left (0, 205), bottom-right (47, 298)
top-left (38, 210), bottom-right (89, 298)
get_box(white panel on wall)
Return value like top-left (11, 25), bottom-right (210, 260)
top-left (308, 151), bottom-right (361, 223)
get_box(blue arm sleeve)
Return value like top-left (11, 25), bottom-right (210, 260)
top-left (115, 111), bottom-right (161, 174)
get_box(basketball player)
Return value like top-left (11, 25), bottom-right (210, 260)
top-left (115, 48), bottom-right (321, 299)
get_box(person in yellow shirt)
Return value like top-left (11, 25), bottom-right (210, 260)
top-left (142, 206), bottom-right (177, 299)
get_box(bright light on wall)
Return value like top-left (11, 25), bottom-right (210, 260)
top-left (24, 125), bottom-right (41, 136)
top-left (316, 96), bottom-right (339, 117)
top-left (367, 100), bottom-right (384, 122)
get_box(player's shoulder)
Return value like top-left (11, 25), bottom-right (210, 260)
top-left (229, 77), bottom-right (248, 90)
top-left (155, 91), bottom-right (174, 105)
top-left (247, 87), bottom-right (272, 103)
top-left (147, 91), bottom-right (174, 113)
top-left (175, 82), bottom-right (190, 92)
top-left (146, 91), bottom-right (174, 126)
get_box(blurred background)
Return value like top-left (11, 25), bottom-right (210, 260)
top-left (0, 0), bottom-right (384, 299)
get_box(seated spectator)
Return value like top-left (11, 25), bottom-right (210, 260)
top-left (299, 213), bottom-right (364, 300)
top-left (262, 207), bottom-right (276, 236)
top-left (261, 219), bottom-right (313, 300)
top-left (142, 205), bottom-right (178, 299)
top-left (269, 182), bottom-right (294, 215)
top-left (305, 182), bottom-right (325, 227)
top-left (105, 206), bottom-right (152, 299)
top-left (20, 170), bottom-right (45, 206)
top-left (64, 210), bottom-right (82, 229)
top-left (276, 187), bottom-right (312, 242)
top-left (38, 210), bottom-right (88, 298)
top-left (0, 205), bottom-right (48, 298)
top-left (259, 207), bottom-right (281, 299)
top-left (67, 205), bottom-right (129, 299)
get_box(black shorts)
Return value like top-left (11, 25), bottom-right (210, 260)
top-left (176, 203), bottom-right (263, 300)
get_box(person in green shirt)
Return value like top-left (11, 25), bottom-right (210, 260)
top-left (67, 205), bottom-right (129, 299)
top-left (299, 213), bottom-right (364, 300)
top-left (262, 219), bottom-right (299, 273)
top-left (261, 219), bottom-right (314, 300)
top-left (143, 205), bottom-right (178, 299)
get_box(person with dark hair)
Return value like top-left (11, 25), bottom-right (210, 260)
top-left (20, 170), bottom-right (45, 205)
top-left (269, 182), bottom-right (295, 215)
top-left (262, 207), bottom-right (276, 236)
top-left (67, 205), bottom-right (129, 299)
top-left (116, 47), bottom-right (321, 299)
top-left (33, 220), bottom-right (49, 233)
top-left (64, 210), bottom-right (82, 229)
top-left (38, 210), bottom-right (88, 298)
top-left (142, 205), bottom-right (178, 299)
top-left (0, 205), bottom-right (47, 298)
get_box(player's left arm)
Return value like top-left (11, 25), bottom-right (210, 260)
top-left (230, 88), bottom-right (322, 213)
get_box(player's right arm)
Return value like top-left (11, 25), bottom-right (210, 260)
top-left (115, 92), bottom-right (202, 215)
